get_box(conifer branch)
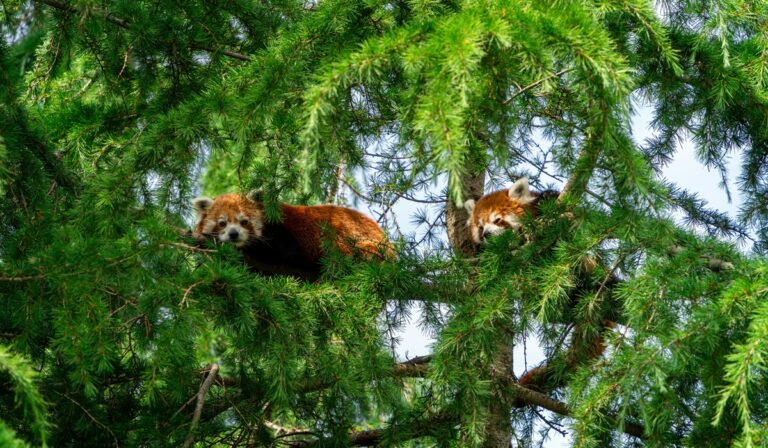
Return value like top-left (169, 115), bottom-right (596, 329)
top-left (509, 382), bottom-right (646, 439)
top-left (213, 355), bottom-right (434, 396)
top-left (502, 68), bottom-right (574, 105)
top-left (293, 412), bottom-right (453, 447)
top-left (183, 363), bottom-right (220, 448)
top-left (290, 381), bottom-right (646, 446)
top-left (0, 255), bottom-right (136, 282)
top-left (392, 354), bottom-right (432, 378)
top-left (558, 143), bottom-right (601, 202)
top-left (36, 0), bottom-right (251, 61)
top-left (216, 354), bottom-right (645, 442)
top-left (266, 420), bottom-right (317, 440)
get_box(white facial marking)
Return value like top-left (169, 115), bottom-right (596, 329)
top-left (474, 212), bottom-right (524, 243)
top-left (219, 223), bottom-right (249, 247)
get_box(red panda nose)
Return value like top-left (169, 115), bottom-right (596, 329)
top-left (228, 229), bottom-right (240, 240)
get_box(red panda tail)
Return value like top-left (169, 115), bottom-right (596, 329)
top-left (518, 320), bottom-right (615, 392)
top-left (353, 240), bottom-right (396, 260)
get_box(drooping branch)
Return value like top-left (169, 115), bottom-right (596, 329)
top-left (558, 142), bottom-right (601, 202)
top-left (36, 0), bottom-right (251, 61)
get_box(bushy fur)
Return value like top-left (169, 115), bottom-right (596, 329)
top-left (192, 193), bottom-right (393, 279)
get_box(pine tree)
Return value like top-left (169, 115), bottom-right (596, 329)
top-left (1, 0), bottom-right (768, 446)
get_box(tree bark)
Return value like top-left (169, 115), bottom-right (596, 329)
top-left (445, 167), bottom-right (514, 447)
top-left (445, 169), bottom-right (485, 257)
top-left (484, 338), bottom-right (514, 448)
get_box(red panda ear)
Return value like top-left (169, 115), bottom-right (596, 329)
top-left (508, 178), bottom-right (533, 202)
top-left (192, 197), bottom-right (214, 213)
top-left (463, 199), bottom-right (476, 214)
top-left (246, 189), bottom-right (264, 203)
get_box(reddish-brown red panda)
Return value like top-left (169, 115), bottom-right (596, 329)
top-left (464, 178), bottom-right (613, 392)
top-left (192, 192), bottom-right (393, 280)
top-left (463, 178), bottom-right (559, 245)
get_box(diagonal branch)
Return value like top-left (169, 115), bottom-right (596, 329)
top-left (502, 68), bottom-right (575, 105)
top-left (183, 363), bottom-right (220, 448)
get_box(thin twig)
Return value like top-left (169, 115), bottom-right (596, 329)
top-left (162, 241), bottom-right (217, 253)
top-left (502, 68), bottom-right (574, 105)
top-left (54, 391), bottom-right (120, 447)
top-left (179, 280), bottom-right (204, 307)
top-left (532, 407), bottom-right (568, 437)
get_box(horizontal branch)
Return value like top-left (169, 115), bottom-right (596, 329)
top-left (291, 383), bottom-right (644, 446)
top-left (213, 355), bottom-right (434, 396)
top-left (393, 354), bottom-right (432, 378)
top-left (207, 353), bottom-right (644, 443)
top-left (294, 412), bottom-right (453, 447)
top-left (510, 382), bottom-right (645, 439)
top-left (36, 0), bottom-right (251, 61)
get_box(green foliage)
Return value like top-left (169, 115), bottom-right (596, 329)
top-left (0, 345), bottom-right (49, 446)
top-left (1, 0), bottom-right (768, 446)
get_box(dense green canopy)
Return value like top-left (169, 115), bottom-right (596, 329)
top-left (1, 0), bottom-right (768, 446)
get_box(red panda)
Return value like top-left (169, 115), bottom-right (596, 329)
top-left (192, 192), bottom-right (393, 280)
top-left (463, 177), bottom-right (559, 246)
top-left (463, 178), bottom-right (612, 391)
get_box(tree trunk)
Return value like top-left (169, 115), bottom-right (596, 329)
top-left (445, 169), bottom-right (485, 257)
top-left (483, 338), bottom-right (515, 448)
top-left (445, 168), bottom-right (513, 447)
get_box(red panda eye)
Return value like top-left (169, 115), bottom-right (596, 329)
top-left (218, 220), bottom-right (227, 227)
top-left (494, 218), bottom-right (504, 225)
top-left (240, 219), bottom-right (248, 226)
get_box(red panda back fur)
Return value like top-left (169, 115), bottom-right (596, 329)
top-left (279, 203), bottom-right (393, 263)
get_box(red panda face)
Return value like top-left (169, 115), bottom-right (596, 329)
top-left (463, 178), bottom-right (537, 245)
top-left (192, 193), bottom-right (264, 247)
